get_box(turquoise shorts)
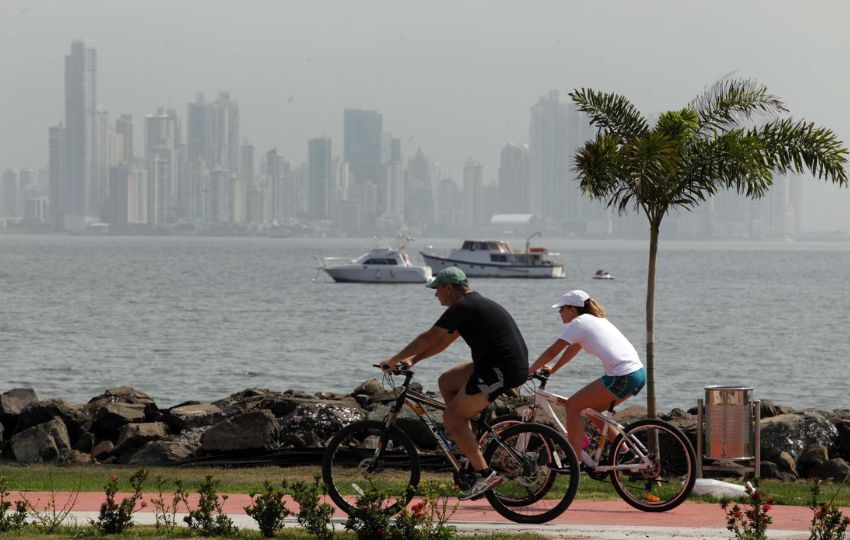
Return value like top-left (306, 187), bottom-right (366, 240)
top-left (601, 367), bottom-right (646, 400)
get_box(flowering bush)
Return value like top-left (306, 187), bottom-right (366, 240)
top-left (721, 488), bottom-right (774, 540)
top-left (94, 469), bottom-right (148, 534)
top-left (809, 481), bottom-right (850, 540)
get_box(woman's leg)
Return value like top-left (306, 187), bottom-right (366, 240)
top-left (563, 378), bottom-right (622, 457)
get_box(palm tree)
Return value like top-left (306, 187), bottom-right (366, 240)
top-left (570, 79), bottom-right (848, 418)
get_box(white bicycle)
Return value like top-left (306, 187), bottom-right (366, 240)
top-left (492, 371), bottom-right (697, 512)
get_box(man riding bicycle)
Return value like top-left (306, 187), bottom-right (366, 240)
top-left (381, 266), bottom-right (529, 500)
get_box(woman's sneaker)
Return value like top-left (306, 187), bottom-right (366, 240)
top-left (459, 469), bottom-right (504, 501)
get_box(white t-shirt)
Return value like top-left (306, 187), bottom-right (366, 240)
top-left (559, 314), bottom-right (643, 376)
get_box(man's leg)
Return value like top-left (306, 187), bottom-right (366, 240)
top-left (438, 363), bottom-right (474, 403)
top-left (443, 388), bottom-right (491, 471)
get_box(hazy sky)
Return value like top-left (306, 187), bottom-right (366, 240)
top-left (2, 0), bottom-right (849, 230)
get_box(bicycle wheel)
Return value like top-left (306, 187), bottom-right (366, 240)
top-left (322, 420), bottom-right (420, 515)
top-left (483, 422), bottom-right (580, 524)
top-left (608, 419), bottom-right (696, 512)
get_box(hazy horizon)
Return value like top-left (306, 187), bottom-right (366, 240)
top-left (2, 0), bottom-right (849, 231)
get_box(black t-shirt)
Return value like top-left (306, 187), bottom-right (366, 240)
top-left (434, 291), bottom-right (528, 372)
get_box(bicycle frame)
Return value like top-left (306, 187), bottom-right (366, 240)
top-left (523, 381), bottom-right (652, 474)
top-left (380, 368), bottom-right (532, 473)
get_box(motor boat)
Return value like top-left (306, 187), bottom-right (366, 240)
top-left (420, 235), bottom-right (566, 278)
top-left (593, 270), bottom-right (614, 280)
top-left (321, 236), bottom-right (432, 284)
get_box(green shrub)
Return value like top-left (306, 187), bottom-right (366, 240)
top-left (290, 475), bottom-right (334, 540)
top-left (245, 480), bottom-right (291, 538)
top-left (184, 474), bottom-right (238, 537)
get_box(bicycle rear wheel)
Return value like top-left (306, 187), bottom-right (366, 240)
top-left (608, 419), bottom-right (696, 512)
top-left (322, 420), bottom-right (420, 515)
top-left (484, 422), bottom-right (580, 524)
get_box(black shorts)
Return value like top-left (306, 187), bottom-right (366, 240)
top-left (465, 365), bottom-right (527, 401)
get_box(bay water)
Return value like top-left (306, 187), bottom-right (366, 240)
top-left (2, 235), bottom-right (848, 412)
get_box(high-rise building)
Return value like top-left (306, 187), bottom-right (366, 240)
top-left (498, 143), bottom-right (531, 214)
top-left (63, 40), bottom-right (97, 228)
top-left (343, 109), bottom-right (382, 187)
top-left (462, 157), bottom-right (483, 231)
top-left (115, 114), bottom-right (134, 164)
top-left (405, 148), bottom-right (435, 228)
top-left (308, 137), bottom-right (332, 219)
top-left (48, 124), bottom-right (67, 228)
top-left (145, 108), bottom-right (181, 223)
top-left (1, 170), bottom-right (21, 217)
top-left (241, 141), bottom-right (260, 226)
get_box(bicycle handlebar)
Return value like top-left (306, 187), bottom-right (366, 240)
top-left (373, 363), bottom-right (411, 376)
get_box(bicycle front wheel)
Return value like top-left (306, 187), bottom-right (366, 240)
top-left (484, 422), bottom-right (580, 524)
top-left (608, 419), bottom-right (696, 512)
top-left (322, 420), bottom-right (420, 515)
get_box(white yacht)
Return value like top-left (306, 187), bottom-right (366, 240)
top-left (421, 237), bottom-right (566, 279)
top-left (321, 237), bottom-right (432, 284)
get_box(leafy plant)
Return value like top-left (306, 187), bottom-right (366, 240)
top-left (414, 480), bottom-right (459, 540)
top-left (0, 476), bottom-right (28, 532)
top-left (245, 480), bottom-right (291, 538)
top-left (149, 475), bottom-right (189, 534)
top-left (184, 474), bottom-right (238, 537)
top-left (94, 468), bottom-right (148, 534)
top-left (290, 474), bottom-right (334, 540)
top-left (344, 482), bottom-right (393, 540)
top-left (809, 480), bottom-right (850, 540)
top-left (722, 488), bottom-right (774, 540)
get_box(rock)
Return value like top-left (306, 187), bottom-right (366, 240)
top-left (16, 399), bottom-right (92, 444)
top-left (367, 403), bottom-right (436, 450)
top-left (66, 449), bottom-right (93, 464)
top-left (613, 405), bottom-right (648, 426)
top-left (760, 411), bottom-right (838, 462)
top-left (835, 422), bottom-right (850, 461)
top-left (88, 402), bottom-right (147, 439)
top-left (213, 388), bottom-right (359, 418)
top-left (1, 388), bottom-right (39, 419)
top-left (798, 444), bottom-right (830, 478)
top-left (92, 440), bottom-right (115, 460)
top-left (114, 422), bottom-right (168, 453)
top-left (118, 440), bottom-right (196, 465)
top-left (759, 400), bottom-right (795, 419)
top-left (73, 431), bottom-right (96, 453)
top-left (813, 458), bottom-right (850, 481)
top-left (760, 460), bottom-right (796, 481)
top-left (200, 410), bottom-right (280, 452)
top-left (87, 387), bottom-right (158, 419)
top-left (165, 403), bottom-right (224, 432)
top-left (10, 417), bottom-right (71, 463)
top-left (282, 402), bottom-right (366, 443)
top-left (776, 451), bottom-right (798, 475)
top-left (353, 379), bottom-right (381, 396)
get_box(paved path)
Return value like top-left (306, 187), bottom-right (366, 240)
top-left (10, 491), bottom-right (827, 539)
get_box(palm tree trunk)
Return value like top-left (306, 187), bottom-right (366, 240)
top-left (646, 218), bottom-right (660, 419)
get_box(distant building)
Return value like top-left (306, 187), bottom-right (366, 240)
top-left (63, 40), bottom-right (98, 228)
top-left (343, 109), bottom-right (382, 187)
top-left (308, 137), bottom-right (332, 219)
top-left (498, 143), bottom-right (530, 214)
top-left (462, 157), bottom-right (483, 232)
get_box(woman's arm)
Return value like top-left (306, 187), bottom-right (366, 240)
top-left (549, 342), bottom-right (582, 374)
top-left (529, 339), bottom-right (569, 374)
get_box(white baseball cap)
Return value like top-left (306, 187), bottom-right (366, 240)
top-left (552, 290), bottom-right (590, 309)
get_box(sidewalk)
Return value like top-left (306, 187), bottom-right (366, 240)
top-left (10, 491), bottom-right (821, 539)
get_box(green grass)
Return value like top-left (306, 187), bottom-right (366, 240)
top-left (2, 463), bottom-right (847, 507)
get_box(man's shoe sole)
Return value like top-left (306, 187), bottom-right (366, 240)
top-left (460, 476), bottom-right (506, 501)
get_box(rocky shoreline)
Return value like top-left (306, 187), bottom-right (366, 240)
top-left (1, 383), bottom-right (848, 482)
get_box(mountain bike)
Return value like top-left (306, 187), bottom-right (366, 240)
top-left (492, 371), bottom-right (696, 512)
top-left (321, 364), bottom-right (580, 524)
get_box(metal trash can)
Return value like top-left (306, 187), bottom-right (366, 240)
top-left (704, 385), bottom-right (754, 459)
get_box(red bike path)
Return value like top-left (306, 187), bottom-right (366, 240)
top-left (7, 491), bottom-right (828, 531)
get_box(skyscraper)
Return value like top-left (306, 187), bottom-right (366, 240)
top-left (462, 157), bottom-right (483, 231)
top-left (63, 40), bottom-right (97, 228)
top-left (48, 124), bottom-right (67, 228)
top-left (308, 137), bottom-right (332, 219)
top-left (498, 143), bottom-right (530, 213)
top-left (343, 109), bottom-right (382, 186)
top-left (145, 108), bottom-right (181, 223)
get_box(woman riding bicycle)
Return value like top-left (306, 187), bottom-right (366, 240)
top-left (528, 290), bottom-right (646, 457)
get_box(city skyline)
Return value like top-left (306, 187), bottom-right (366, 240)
top-left (1, 0), bottom-right (848, 232)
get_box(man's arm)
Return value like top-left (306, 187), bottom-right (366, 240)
top-left (382, 326), bottom-right (451, 370)
top-left (411, 330), bottom-right (459, 364)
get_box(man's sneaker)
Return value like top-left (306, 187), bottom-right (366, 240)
top-left (459, 469), bottom-right (504, 501)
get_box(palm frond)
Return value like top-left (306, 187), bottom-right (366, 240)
top-left (752, 118), bottom-right (849, 185)
top-left (689, 78), bottom-right (788, 135)
top-left (569, 88), bottom-right (649, 141)
top-left (679, 130), bottom-right (774, 199)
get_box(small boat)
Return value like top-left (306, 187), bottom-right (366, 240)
top-left (593, 270), bottom-right (614, 280)
top-left (420, 234), bottom-right (566, 279)
top-left (321, 236), bottom-right (432, 284)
